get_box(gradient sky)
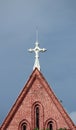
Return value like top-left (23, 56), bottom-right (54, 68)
top-left (0, 0), bottom-right (76, 125)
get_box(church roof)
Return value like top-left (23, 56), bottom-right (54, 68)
top-left (1, 68), bottom-right (76, 130)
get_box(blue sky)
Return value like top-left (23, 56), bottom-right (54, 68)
top-left (0, 0), bottom-right (76, 125)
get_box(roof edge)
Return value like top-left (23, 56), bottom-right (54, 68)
top-left (1, 68), bottom-right (39, 129)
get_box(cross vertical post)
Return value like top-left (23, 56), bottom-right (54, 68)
top-left (28, 40), bottom-right (46, 71)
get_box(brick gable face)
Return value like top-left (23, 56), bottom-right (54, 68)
top-left (1, 69), bottom-right (76, 130)
top-left (4, 79), bottom-right (69, 130)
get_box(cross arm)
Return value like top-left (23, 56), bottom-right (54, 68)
top-left (39, 48), bottom-right (47, 52)
top-left (28, 48), bottom-right (34, 52)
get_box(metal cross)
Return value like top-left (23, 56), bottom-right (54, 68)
top-left (28, 41), bottom-right (47, 71)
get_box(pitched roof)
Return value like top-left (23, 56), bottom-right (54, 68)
top-left (1, 68), bottom-right (76, 130)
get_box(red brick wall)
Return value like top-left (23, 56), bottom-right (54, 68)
top-left (5, 78), bottom-right (70, 130)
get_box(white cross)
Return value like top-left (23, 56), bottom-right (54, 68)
top-left (28, 41), bottom-right (46, 71)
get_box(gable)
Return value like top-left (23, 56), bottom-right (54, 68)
top-left (1, 68), bottom-right (76, 130)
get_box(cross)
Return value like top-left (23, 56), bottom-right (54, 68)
top-left (28, 41), bottom-right (47, 71)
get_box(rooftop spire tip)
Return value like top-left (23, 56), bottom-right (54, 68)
top-left (28, 32), bottom-right (47, 71)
